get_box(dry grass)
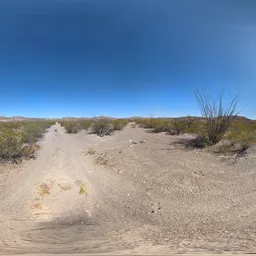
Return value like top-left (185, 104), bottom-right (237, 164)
top-left (86, 147), bottom-right (96, 155)
top-left (96, 152), bottom-right (110, 167)
top-left (37, 182), bottom-right (52, 197)
top-left (58, 183), bottom-right (73, 191)
top-left (31, 203), bottom-right (42, 209)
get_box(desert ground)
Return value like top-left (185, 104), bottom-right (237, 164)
top-left (0, 122), bottom-right (256, 255)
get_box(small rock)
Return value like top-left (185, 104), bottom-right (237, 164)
top-left (132, 141), bottom-right (138, 144)
top-left (167, 147), bottom-right (171, 150)
top-left (129, 145), bottom-right (133, 148)
top-left (140, 140), bottom-right (146, 143)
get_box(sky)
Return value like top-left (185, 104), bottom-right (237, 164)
top-left (0, 0), bottom-right (255, 118)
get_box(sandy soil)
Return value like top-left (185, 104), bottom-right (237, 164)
top-left (0, 123), bottom-right (256, 255)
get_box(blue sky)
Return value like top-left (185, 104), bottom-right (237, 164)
top-left (0, 0), bottom-right (255, 118)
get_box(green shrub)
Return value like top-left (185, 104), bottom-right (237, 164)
top-left (64, 121), bottom-right (82, 134)
top-left (112, 119), bottom-right (128, 131)
top-left (0, 122), bottom-right (22, 130)
top-left (0, 120), bottom-right (54, 163)
top-left (227, 122), bottom-right (256, 152)
top-left (136, 118), bottom-right (156, 129)
top-left (79, 120), bottom-right (92, 130)
top-left (186, 121), bottom-right (204, 134)
top-left (0, 129), bottom-right (25, 163)
top-left (60, 120), bottom-right (92, 134)
top-left (151, 120), bottom-right (171, 133)
top-left (22, 144), bottom-right (40, 159)
top-left (136, 118), bottom-right (200, 135)
top-left (22, 123), bottom-right (45, 144)
top-left (168, 121), bottom-right (187, 135)
top-left (91, 119), bottom-right (114, 136)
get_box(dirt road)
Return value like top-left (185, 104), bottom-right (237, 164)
top-left (1, 123), bottom-right (256, 255)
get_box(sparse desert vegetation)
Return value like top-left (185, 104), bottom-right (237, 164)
top-left (60, 118), bottom-right (129, 136)
top-left (1, 114), bottom-right (256, 254)
top-left (0, 120), bottom-right (55, 163)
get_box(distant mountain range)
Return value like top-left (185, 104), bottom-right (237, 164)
top-left (0, 115), bottom-right (254, 122)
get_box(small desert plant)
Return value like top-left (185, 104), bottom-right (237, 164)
top-left (194, 90), bottom-right (239, 146)
top-left (96, 152), bottom-right (110, 166)
top-left (75, 180), bottom-right (87, 195)
top-left (37, 182), bottom-right (52, 197)
top-left (87, 147), bottom-right (96, 155)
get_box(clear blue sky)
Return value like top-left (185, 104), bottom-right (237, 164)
top-left (0, 0), bottom-right (255, 119)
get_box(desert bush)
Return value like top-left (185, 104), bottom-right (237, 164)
top-left (136, 118), bottom-right (155, 129)
top-left (183, 116), bottom-right (196, 129)
top-left (22, 144), bottom-right (40, 159)
top-left (136, 118), bottom-right (199, 135)
top-left (194, 90), bottom-right (239, 146)
top-left (0, 129), bottom-right (25, 163)
top-left (60, 120), bottom-right (92, 133)
top-left (227, 122), bottom-right (256, 152)
top-left (168, 121), bottom-right (187, 135)
top-left (62, 121), bottom-right (82, 134)
top-left (151, 120), bottom-right (171, 133)
top-left (91, 119), bottom-right (114, 137)
top-left (0, 122), bottom-right (22, 130)
top-left (112, 119), bottom-right (128, 131)
top-left (22, 123), bottom-right (45, 144)
top-left (0, 120), bottom-right (54, 163)
top-left (21, 120), bottom-right (55, 143)
top-left (135, 118), bottom-right (172, 133)
top-left (186, 121), bottom-right (204, 134)
top-left (79, 120), bottom-right (93, 130)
